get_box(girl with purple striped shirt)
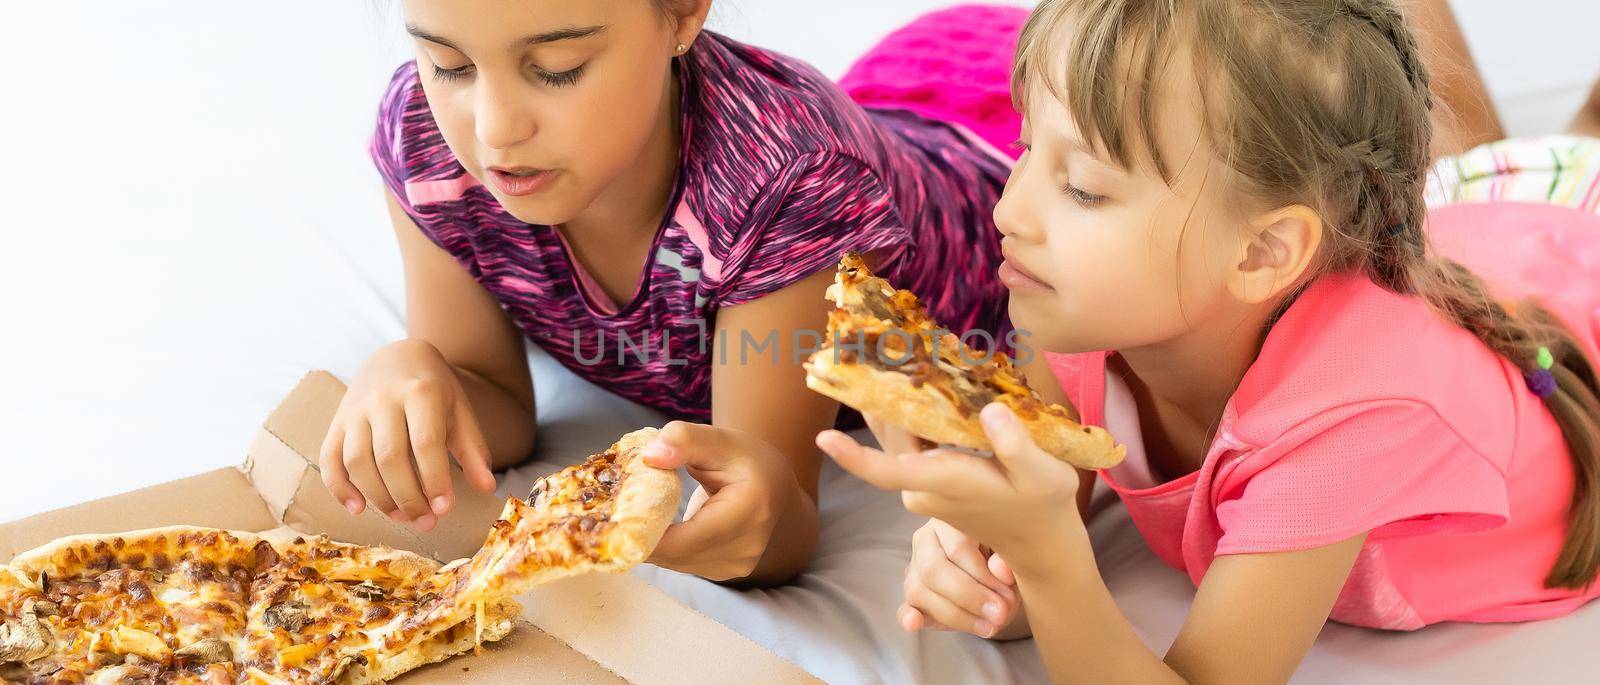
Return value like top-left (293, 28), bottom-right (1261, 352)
top-left (320, 0), bottom-right (1024, 584)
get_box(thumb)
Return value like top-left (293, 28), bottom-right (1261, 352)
top-left (640, 422), bottom-right (746, 488)
top-left (988, 553), bottom-right (1016, 586)
top-left (447, 398), bottom-right (497, 493)
top-left (979, 403), bottom-right (1054, 481)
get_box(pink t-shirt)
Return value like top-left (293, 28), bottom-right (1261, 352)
top-left (1047, 202), bottom-right (1600, 630)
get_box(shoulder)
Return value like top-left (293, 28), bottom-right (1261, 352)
top-left (1228, 272), bottom-right (1520, 465)
top-left (371, 61), bottom-right (461, 187)
top-left (683, 33), bottom-right (895, 187)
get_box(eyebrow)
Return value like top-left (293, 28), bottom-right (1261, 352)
top-left (405, 23), bottom-right (606, 51)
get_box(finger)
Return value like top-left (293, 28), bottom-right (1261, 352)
top-left (989, 553), bottom-right (1016, 586)
top-left (446, 395), bottom-right (497, 493)
top-left (405, 391), bottom-right (454, 517)
top-left (343, 419), bottom-right (399, 518)
top-left (906, 579), bottom-right (994, 638)
top-left (932, 524), bottom-right (1013, 600)
top-left (980, 403), bottom-right (1056, 481)
top-left (862, 413), bottom-right (933, 455)
top-left (817, 431), bottom-right (978, 494)
top-left (648, 482), bottom-right (752, 564)
top-left (898, 604), bottom-right (925, 632)
top-left (640, 421), bottom-right (739, 476)
top-left (369, 405), bottom-right (433, 528)
top-left (318, 422), bottom-right (364, 515)
top-left (917, 545), bottom-right (1010, 624)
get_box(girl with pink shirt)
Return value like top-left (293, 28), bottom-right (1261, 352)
top-left (817, 0), bottom-right (1600, 681)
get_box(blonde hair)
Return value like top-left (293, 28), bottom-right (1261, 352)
top-left (1014, 0), bottom-right (1600, 589)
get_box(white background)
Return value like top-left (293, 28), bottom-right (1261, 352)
top-left (0, 0), bottom-right (1596, 521)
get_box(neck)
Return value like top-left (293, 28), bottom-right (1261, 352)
top-left (1116, 301), bottom-right (1277, 435)
top-left (561, 68), bottom-right (682, 245)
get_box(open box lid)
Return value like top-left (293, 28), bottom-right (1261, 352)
top-left (1, 371), bottom-right (819, 684)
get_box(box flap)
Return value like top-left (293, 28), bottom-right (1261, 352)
top-left (0, 468), bottom-right (277, 560)
top-left (518, 574), bottom-right (821, 685)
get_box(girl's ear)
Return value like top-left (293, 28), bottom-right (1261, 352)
top-left (666, 0), bottom-right (712, 48)
top-left (1230, 204), bottom-right (1322, 305)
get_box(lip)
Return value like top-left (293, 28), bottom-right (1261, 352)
top-left (485, 166), bottom-right (556, 197)
top-left (998, 249), bottom-right (1053, 292)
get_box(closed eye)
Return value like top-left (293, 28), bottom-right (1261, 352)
top-left (534, 64), bottom-right (586, 88)
top-left (1062, 183), bottom-right (1106, 207)
top-left (432, 64), bottom-right (475, 82)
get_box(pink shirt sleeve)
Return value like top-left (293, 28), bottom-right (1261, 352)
top-left (1213, 400), bottom-right (1511, 555)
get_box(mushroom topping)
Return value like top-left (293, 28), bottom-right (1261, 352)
top-left (348, 581), bottom-right (388, 602)
top-left (173, 638), bottom-right (233, 665)
top-left (262, 602), bottom-right (309, 633)
top-left (315, 653), bottom-right (366, 685)
top-left (0, 610), bottom-right (52, 663)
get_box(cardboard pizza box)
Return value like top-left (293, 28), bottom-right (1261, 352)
top-left (0, 371), bottom-right (820, 685)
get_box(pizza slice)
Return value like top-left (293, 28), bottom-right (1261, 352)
top-left (403, 428), bottom-right (679, 648)
top-left (804, 252), bottom-right (1125, 469)
top-left (0, 427), bottom-right (679, 685)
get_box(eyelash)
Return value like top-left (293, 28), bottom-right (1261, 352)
top-left (1010, 140), bottom-right (1106, 207)
top-left (1062, 183), bottom-right (1106, 208)
top-left (431, 63), bottom-right (587, 88)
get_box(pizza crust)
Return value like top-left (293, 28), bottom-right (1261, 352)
top-left (603, 428), bottom-right (682, 565)
top-left (356, 601), bottom-right (519, 685)
top-left (807, 326), bottom-right (1125, 471)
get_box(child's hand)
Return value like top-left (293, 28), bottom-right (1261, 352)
top-left (319, 339), bottom-right (497, 532)
top-left (901, 519), bottom-right (1020, 639)
top-left (817, 403), bottom-right (1083, 563)
top-left (640, 422), bottom-right (816, 583)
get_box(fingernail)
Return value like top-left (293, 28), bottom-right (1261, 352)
top-left (980, 403), bottom-right (1013, 428)
top-left (387, 509), bottom-right (410, 523)
top-left (431, 496), bottom-right (450, 515)
top-left (640, 440), bottom-right (672, 460)
top-left (974, 620), bottom-right (995, 637)
top-left (415, 514), bottom-right (437, 531)
top-left (983, 601), bottom-right (1004, 622)
top-left (344, 499), bottom-right (362, 515)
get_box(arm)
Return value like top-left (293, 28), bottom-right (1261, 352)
top-left (821, 403), bottom-right (1364, 683)
top-left (1015, 522), bottom-right (1364, 684)
top-left (705, 268), bottom-right (836, 580)
top-left (386, 192), bottom-right (537, 469)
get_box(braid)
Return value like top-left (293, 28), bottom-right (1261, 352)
top-left (1335, 0), bottom-right (1433, 109)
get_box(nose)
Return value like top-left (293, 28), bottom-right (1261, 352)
top-left (474, 76), bottom-right (536, 151)
top-left (992, 164), bottom-right (1043, 243)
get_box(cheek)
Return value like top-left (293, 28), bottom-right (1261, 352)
top-left (1011, 205), bottom-right (1197, 353)
top-left (417, 82), bottom-right (481, 173)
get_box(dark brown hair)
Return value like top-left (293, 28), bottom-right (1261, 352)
top-left (1014, 0), bottom-right (1600, 589)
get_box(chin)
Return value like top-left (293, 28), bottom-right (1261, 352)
top-left (490, 188), bottom-right (587, 227)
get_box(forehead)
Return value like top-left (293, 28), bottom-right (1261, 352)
top-left (1021, 16), bottom-right (1215, 182)
top-left (402, 0), bottom-right (638, 45)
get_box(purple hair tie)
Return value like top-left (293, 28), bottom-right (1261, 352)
top-left (1525, 369), bottom-right (1557, 399)
top-left (1525, 346), bottom-right (1557, 399)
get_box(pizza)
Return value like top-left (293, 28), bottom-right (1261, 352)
top-left (804, 253), bottom-right (1125, 469)
top-left (0, 427), bottom-right (678, 684)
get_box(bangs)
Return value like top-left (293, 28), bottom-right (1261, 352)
top-left (1011, 0), bottom-right (1190, 181)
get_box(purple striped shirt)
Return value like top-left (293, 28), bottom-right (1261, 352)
top-left (371, 31), bottom-right (1010, 419)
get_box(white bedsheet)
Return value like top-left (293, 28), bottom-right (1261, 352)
top-left (4, 1), bottom-right (1600, 683)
